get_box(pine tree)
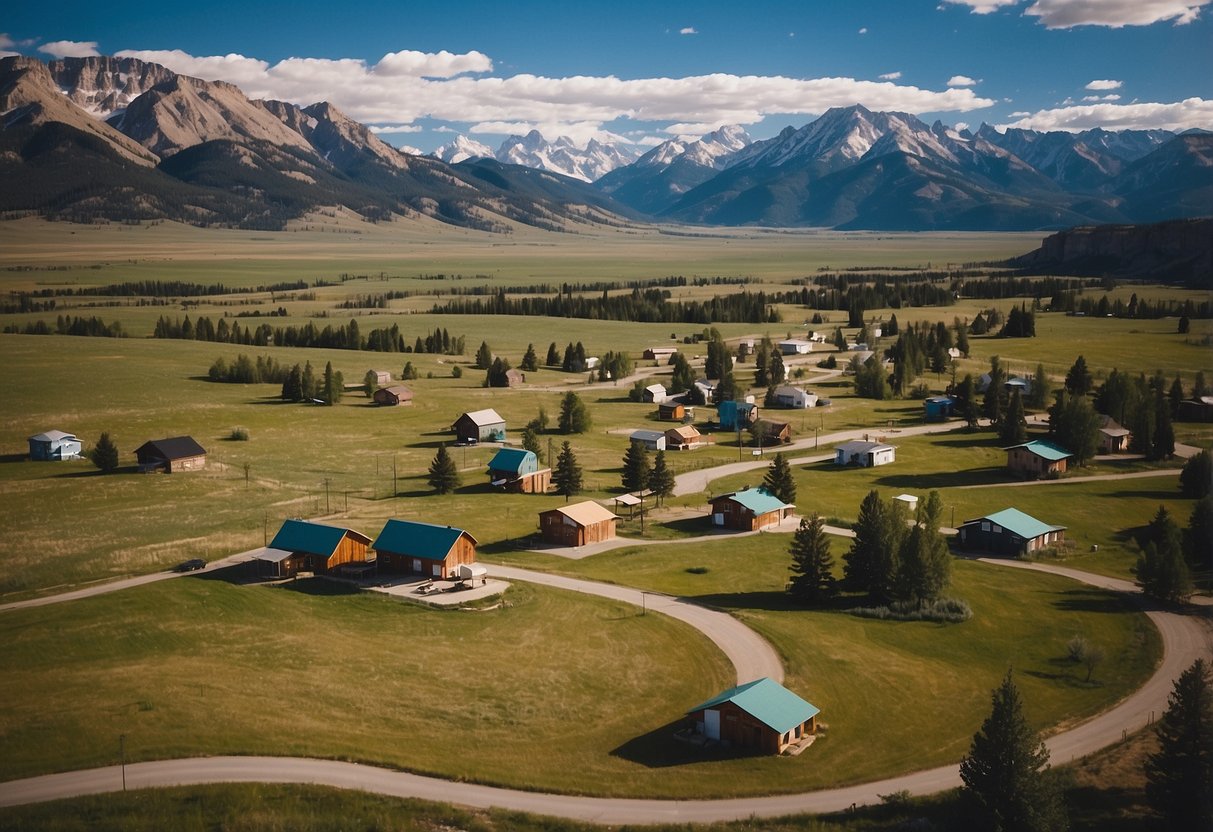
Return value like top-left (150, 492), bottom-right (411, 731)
top-left (363, 369), bottom-right (379, 398)
top-left (552, 441), bottom-right (583, 501)
top-left (545, 342), bottom-right (560, 366)
top-left (648, 450), bottom-right (674, 507)
top-left (558, 391), bottom-right (591, 434)
top-left (475, 341), bottom-right (493, 370)
top-left (1188, 495), bottom-right (1213, 570)
top-left (1152, 389), bottom-right (1175, 460)
top-left (894, 492), bottom-right (951, 604)
top-left (960, 672), bottom-right (1068, 832)
top-left (1137, 533), bottom-right (1194, 604)
top-left (401, 361), bottom-right (418, 380)
top-left (521, 425), bottom-right (544, 464)
top-left (753, 344), bottom-right (770, 387)
top-left (1000, 389), bottom-right (1028, 445)
top-left (1065, 355), bottom-right (1093, 395)
top-left (956, 374), bottom-right (980, 429)
top-left (668, 353), bottom-right (695, 394)
top-left (281, 364), bottom-right (303, 401)
top-left (427, 444), bottom-right (460, 494)
top-left (769, 350), bottom-right (786, 385)
top-left (983, 356), bottom-right (1006, 426)
top-left (1027, 363), bottom-right (1052, 410)
top-left (762, 453), bottom-right (796, 505)
top-left (955, 321), bottom-right (970, 357)
top-left (787, 515), bottom-right (837, 604)
top-left (90, 432), bottom-right (119, 473)
top-left (621, 442), bottom-right (651, 492)
top-left (1145, 659), bottom-right (1213, 830)
top-left (1181, 450), bottom-right (1213, 498)
top-left (844, 490), bottom-right (907, 598)
top-left (1047, 390), bottom-right (1100, 465)
top-left (321, 361), bottom-right (342, 405)
top-left (485, 356), bottom-right (512, 388)
top-left (301, 361), bottom-right (317, 400)
top-left (520, 343), bottom-right (538, 372)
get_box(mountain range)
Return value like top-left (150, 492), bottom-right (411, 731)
top-left (1, 54), bottom-right (1209, 232)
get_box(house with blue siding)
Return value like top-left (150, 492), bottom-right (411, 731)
top-left (486, 448), bottom-right (550, 493)
top-left (28, 430), bottom-right (82, 461)
top-left (718, 400), bottom-right (758, 430)
top-left (923, 396), bottom-right (955, 422)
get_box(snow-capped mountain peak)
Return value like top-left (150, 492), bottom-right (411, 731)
top-left (432, 134), bottom-right (494, 164)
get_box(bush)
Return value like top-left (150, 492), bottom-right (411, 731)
top-left (451, 366), bottom-right (463, 378)
top-left (685, 566), bottom-right (710, 574)
top-left (909, 382), bottom-right (931, 399)
top-left (228, 427), bottom-right (249, 441)
top-left (851, 597), bottom-right (973, 623)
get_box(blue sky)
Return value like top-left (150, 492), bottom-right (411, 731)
top-left (4, 0), bottom-right (1211, 152)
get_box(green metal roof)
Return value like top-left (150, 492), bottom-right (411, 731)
top-left (372, 519), bottom-right (476, 560)
top-left (269, 519), bottom-right (365, 557)
top-left (1008, 439), bottom-right (1073, 461)
top-left (688, 677), bottom-right (820, 733)
top-left (719, 487), bottom-right (793, 515)
top-left (970, 508), bottom-right (1066, 540)
top-left (488, 448), bottom-right (534, 473)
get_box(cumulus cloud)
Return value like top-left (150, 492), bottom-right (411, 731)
top-left (373, 49), bottom-right (492, 78)
top-left (397, 145), bottom-right (424, 155)
top-left (1000, 97), bottom-right (1213, 131)
top-left (1008, 111), bottom-right (1031, 117)
top-left (680, 27), bottom-right (698, 35)
top-left (39, 40), bottom-right (101, 59)
top-left (947, 75), bottom-right (980, 87)
top-left (1085, 79), bottom-right (1123, 90)
top-left (367, 124), bottom-right (423, 134)
top-left (940, 0), bottom-right (1020, 12)
top-left (879, 71), bottom-right (902, 81)
top-left (1024, 0), bottom-right (1211, 28)
top-left (858, 27), bottom-right (869, 33)
top-left (1082, 94), bottom-right (1122, 102)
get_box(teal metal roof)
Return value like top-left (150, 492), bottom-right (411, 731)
top-left (1008, 439), bottom-right (1072, 461)
top-left (688, 677), bottom-right (820, 733)
top-left (269, 519), bottom-right (366, 557)
top-left (372, 519), bottom-right (477, 560)
top-left (971, 508), bottom-right (1066, 540)
top-left (720, 487), bottom-right (793, 514)
top-left (488, 448), bottom-right (534, 473)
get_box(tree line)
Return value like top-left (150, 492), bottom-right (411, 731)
top-left (430, 288), bottom-right (780, 324)
top-left (152, 315), bottom-right (466, 355)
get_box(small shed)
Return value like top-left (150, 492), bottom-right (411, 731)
top-left (754, 419), bottom-right (792, 445)
top-left (1006, 439), bottom-right (1072, 478)
top-left (778, 339), bottom-right (813, 355)
top-left (643, 347), bottom-right (678, 361)
top-left (894, 494), bottom-right (919, 514)
top-left (709, 487), bottom-right (793, 531)
top-left (267, 519), bottom-right (372, 576)
top-left (374, 385), bottom-right (414, 406)
top-left (134, 436), bottom-right (207, 473)
top-left (487, 448), bottom-right (550, 493)
top-left (1097, 415), bottom-right (1131, 454)
top-left (373, 519), bottom-right (478, 579)
top-left (631, 430), bottom-right (667, 451)
top-left (247, 546), bottom-right (297, 579)
top-left (504, 369), bottom-right (527, 387)
top-left (1004, 377), bottom-right (1031, 395)
top-left (643, 383), bottom-right (667, 404)
top-left (957, 508), bottom-right (1066, 556)
top-left (665, 424), bottom-right (704, 450)
top-left (686, 677), bottom-right (819, 755)
top-left (453, 409), bottom-right (506, 443)
top-left (834, 440), bottom-right (895, 467)
top-left (694, 379), bottom-right (717, 400)
top-left (923, 396), bottom-right (954, 422)
top-left (1177, 397), bottom-right (1213, 422)
top-left (539, 501), bottom-right (617, 547)
top-left (658, 401), bottom-right (687, 421)
top-left (772, 387), bottom-right (818, 409)
top-left (370, 370), bottom-right (392, 386)
top-left (718, 400), bottom-right (759, 430)
top-left (28, 430), bottom-right (82, 461)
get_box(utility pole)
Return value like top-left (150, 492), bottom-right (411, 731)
top-left (243, 462), bottom-right (250, 486)
top-left (324, 478), bottom-right (330, 514)
top-left (119, 734), bottom-right (126, 791)
top-left (263, 512), bottom-right (268, 546)
top-left (392, 455), bottom-right (397, 498)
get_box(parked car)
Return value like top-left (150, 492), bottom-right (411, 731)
top-left (174, 558), bottom-right (207, 572)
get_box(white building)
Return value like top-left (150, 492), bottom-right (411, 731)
top-left (834, 440), bottom-right (896, 467)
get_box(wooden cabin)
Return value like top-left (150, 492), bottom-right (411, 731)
top-left (658, 402), bottom-right (687, 421)
top-left (28, 430), bottom-right (82, 461)
top-left (134, 436), bottom-right (207, 473)
top-left (665, 424), bottom-right (704, 450)
top-left (643, 347), bottom-right (678, 361)
top-left (504, 369), bottom-right (527, 387)
top-left (686, 677), bottom-right (820, 755)
top-left (373, 519), bottom-right (478, 579)
top-left (643, 383), bottom-right (667, 403)
top-left (266, 519), bottom-right (372, 576)
top-left (453, 408), bottom-right (506, 443)
top-left (374, 385), bottom-right (414, 406)
top-left (487, 448), bottom-right (550, 493)
top-left (370, 370), bottom-right (392, 386)
top-left (538, 501), bottom-right (617, 547)
top-left (754, 419), bottom-right (792, 445)
top-left (709, 487), bottom-right (793, 531)
top-left (1006, 439), bottom-right (1072, 478)
top-left (1097, 415), bottom-right (1131, 453)
top-left (957, 508), bottom-right (1066, 557)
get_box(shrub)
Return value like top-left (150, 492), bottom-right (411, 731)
top-left (851, 597), bottom-right (973, 623)
top-left (228, 427), bottom-right (249, 441)
top-left (685, 566), bottom-right (710, 574)
top-left (451, 366), bottom-right (463, 378)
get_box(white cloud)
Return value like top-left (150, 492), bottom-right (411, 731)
top-left (940, 0), bottom-right (1020, 13)
top-left (373, 49), bottom-right (492, 78)
top-left (397, 145), bottom-right (424, 155)
top-left (0, 33), bottom-right (13, 48)
top-left (1024, 0), bottom-right (1211, 27)
top-left (633, 135), bottom-right (669, 147)
top-left (1085, 79), bottom-right (1123, 90)
top-left (107, 47), bottom-right (997, 135)
top-left (879, 71), bottom-right (903, 81)
top-left (947, 75), bottom-right (980, 87)
top-left (368, 124), bottom-right (423, 134)
top-left (858, 27), bottom-right (869, 34)
top-left (1082, 94), bottom-right (1122, 101)
top-left (680, 27), bottom-right (698, 35)
top-left (1008, 111), bottom-right (1031, 117)
top-left (1000, 97), bottom-right (1213, 131)
top-left (39, 40), bottom-right (101, 59)
top-left (954, 121), bottom-right (970, 131)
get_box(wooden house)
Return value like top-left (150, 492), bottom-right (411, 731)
top-left (370, 370), bottom-right (392, 386)
top-left (834, 440), bottom-right (895, 467)
top-left (771, 386), bottom-right (818, 409)
top-left (923, 396), bottom-right (954, 422)
top-left (686, 677), bottom-right (819, 755)
top-left (538, 501), bottom-right (617, 547)
top-left (957, 508), bottom-right (1066, 556)
top-left (658, 401), bottom-right (687, 421)
top-left (266, 519), bottom-right (372, 577)
top-left (643, 383), bottom-right (667, 403)
top-left (28, 430), bottom-right (82, 461)
top-left (709, 487), bottom-right (793, 531)
top-left (1006, 439), bottom-right (1072, 478)
top-left (1097, 415), bottom-right (1131, 453)
top-left (754, 419), bottom-right (792, 445)
top-left (631, 430), bottom-right (667, 451)
top-left (504, 369), bottom-right (526, 387)
top-left (373, 385), bottom-right (414, 406)
top-left (487, 448), bottom-right (550, 493)
top-left (373, 519), bottom-right (478, 579)
top-left (453, 408), bottom-right (506, 443)
top-left (134, 436), bottom-right (207, 473)
top-left (665, 424), bottom-right (705, 450)
top-left (778, 339), bottom-right (813, 355)
top-left (718, 400), bottom-right (758, 430)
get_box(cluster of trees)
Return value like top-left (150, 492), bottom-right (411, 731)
top-left (1094, 367), bottom-right (1178, 461)
top-left (751, 336), bottom-right (787, 389)
top-left (802, 275), bottom-right (955, 311)
top-left (208, 354), bottom-right (290, 385)
top-left (953, 275), bottom-right (1099, 301)
top-left (153, 315), bottom-right (466, 355)
top-left (619, 445), bottom-right (676, 506)
top-left (558, 392), bottom-right (591, 434)
top-left (22, 279), bottom-right (310, 298)
top-left (1136, 490), bottom-right (1212, 603)
top-left (278, 361), bottom-right (344, 405)
top-left (431, 288), bottom-right (779, 324)
top-left (1053, 290), bottom-right (1212, 320)
top-left (842, 490), bottom-right (952, 606)
top-left (997, 304), bottom-right (1036, 338)
top-left (4, 315), bottom-right (126, 338)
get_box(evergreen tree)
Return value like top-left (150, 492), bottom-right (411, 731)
top-left (955, 320), bottom-right (970, 357)
top-left (1178, 315), bottom-right (1192, 334)
top-left (983, 356), bottom-right (1006, 426)
top-left (552, 441), bottom-right (583, 501)
top-left (321, 361), bottom-right (342, 405)
top-left (427, 444), bottom-right (460, 494)
top-left (281, 364), bottom-right (303, 401)
top-left (787, 515), bottom-right (837, 604)
top-left (528, 406), bottom-right (551, 434)
top-left (1137, 535), bottom-right (1194, 604)
top-left (886, 313), bottom-right (900, 336)
top-left (545, 342), bottom-right (561, 366)
top-left (1144, 659), bottom-right (1213, 831)
top-left (558, 391), bottom-right (591, 434)
top-left (562, 342), bottom-right (577, 372)
top-left (475, 341), bottom-right (493, 370)
top-left (1047, 390), bottom-right (1100, 465)
top-left (90, 432), bottom-right (119, 473)
top-left (769, 350), bottom-right (786, 385)
top-left (753, 342), bottom-right (770, 387)
top-left (762, 453), bottom-right (796, 505)
top-left (485, 356), bottom-right (512, 388)
top-left (1027, 363), bottom-right (1051, 410)
top-left (844, 490), bottom-right (906, 601)
top-left (668, 353), bottom-right (695, 394)
top-left (956, 374), bottom-right (980, 429)
top-left (685, 383), bottom-right (707, 406)
top-left (713, 372), bottom-right (738, 404)
top-left (301, 361), bottom-right (317, 400)
top-left (960, 672), bottom-right (1068, 832)
top-left (521, 425), bottom-right (544, 464)
top-left (363, 369), bottom-right (379, 398)
top-left (1000, 389), bottom-right (1028, 445)
top-left (621, 442), bottom-right (651, 492)
top-left (648, 450), bottom-right (674, 507)
top-left (401, 361), bottom-right (418, 380)
top-left (1065, 355), bottom-right (1093, 396)
top-left (1187, 494), bottom-right (1213, 570)
top-left (1152, 389), bottom-right (1175, 460)
top-left (895, 491), bottom-right (951, 604)
top-left (520, 343), bottom-right (539, 372)
top-left (833, 327), bottom-right (846, 351)
top-left (1169, 375), bottom-right (1185, 417)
